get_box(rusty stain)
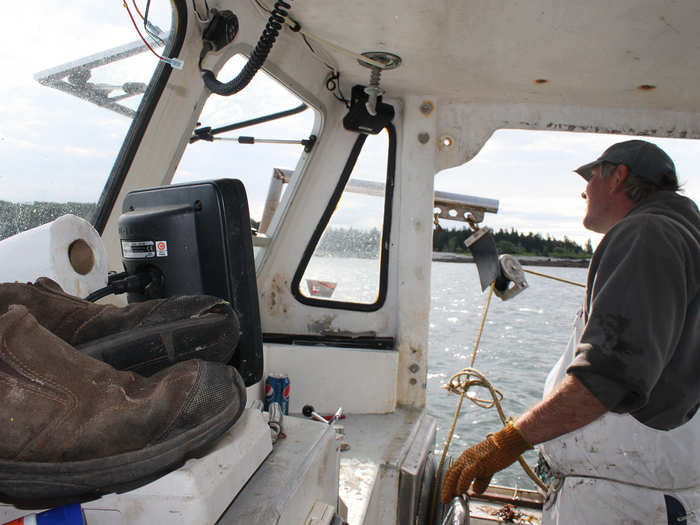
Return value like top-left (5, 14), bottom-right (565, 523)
top-left (267, 273), bottom-right (291, 316)
top-left (534, 78), bottom-right (548, 84)
top-left (308, 314), bottom-right (336, 334)
top-left (539, 122), bottom-right (694, 138)
top-left (419, 100), bottom-right (434, 116)
top-left (636, 84), bottom-right (656, 91)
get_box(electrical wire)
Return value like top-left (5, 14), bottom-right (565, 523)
top-left (191, 0), bottom-right (212, 23)
top-left (249, 0), bottom-right (383, 107)
top-left (122, 1), bottom-right (166, 60)
top-left (298, 31), bottom-right (348, 106)
top-left (131, 0), bottom-right (166, 46)
top-left (143, 0), bottom-right (167, 46)
top-left (122, 0), bottom-right (181, 68)
top-left (200, 0), bottom-right (292, 95)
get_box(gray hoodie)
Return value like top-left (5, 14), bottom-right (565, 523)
top-left (568, 191), bottom-right (700, 430)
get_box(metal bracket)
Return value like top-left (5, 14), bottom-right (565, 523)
top-left (494, 254), bottom-right (528, 301)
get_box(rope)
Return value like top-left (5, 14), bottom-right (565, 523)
top-left (523, 268), bottom-right (585, 288)
top-left (432, 265), bottom-right (586, 515)
top-left (469, 283), bottom-right (494, 367)
top-left (431, 260), bottom-right (588, 518)
top-left (431, 284), bottom-right (503, 518)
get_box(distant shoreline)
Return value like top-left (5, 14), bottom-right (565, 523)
top-left (432, 252), bottom-right (589, 268)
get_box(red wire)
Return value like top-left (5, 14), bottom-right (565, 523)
top-left (122, 0), bottom-right (165, 61)
top-left (132, 0), bottom-right (145, 20)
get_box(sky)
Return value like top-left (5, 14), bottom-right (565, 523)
top-left (437, 130), bottom-right (700, 247)
top-left (1, 1), bottom-right (698, 251)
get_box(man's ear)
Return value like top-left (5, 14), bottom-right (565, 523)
top-left (611, 164), bottom-right (629, 192)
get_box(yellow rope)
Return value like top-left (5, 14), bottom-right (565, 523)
top-left (470, 282), bottom-right (495, 368)
top-left (523, 268), bottom-right (585, 288)
top-left (431, 268), bottom-right (584, 515)
top-left (430, 283), bottom-right (496, 518)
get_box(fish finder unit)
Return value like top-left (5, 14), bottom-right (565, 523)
top-left (117, 179), bottom-right (262, 386)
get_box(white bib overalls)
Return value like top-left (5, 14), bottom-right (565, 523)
top-left (539, 309), bottom-right (700, 524)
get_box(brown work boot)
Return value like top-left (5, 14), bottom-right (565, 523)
top-left (0, 305), bottom-right (247, 505)
top-left (0, 277), bottom-right (239, 376)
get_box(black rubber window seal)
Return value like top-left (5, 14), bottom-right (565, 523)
top-left (291, 123), bottom-right (397, 312)
top-left (93, 0), bottom-right (188, 234)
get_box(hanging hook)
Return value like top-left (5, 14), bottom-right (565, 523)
top-left (357, 52), bottom-right (402, 116)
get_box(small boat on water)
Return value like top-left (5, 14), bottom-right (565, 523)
top-left (1, 1), bottom-right (699, 523)
top-left (306, 279), bottom-right (337, 298)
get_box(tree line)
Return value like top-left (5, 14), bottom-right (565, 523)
top-left (0, 200), bottom-right (96, 241)
top-left (433, 227), bottom-right (593, 259)
top-left (1, 200), bottom-right (592, 260)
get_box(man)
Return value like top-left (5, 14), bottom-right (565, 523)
top-left (441, 140), bottom-right (700, 524)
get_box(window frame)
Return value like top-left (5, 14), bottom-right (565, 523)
top-left (290, 123), bottom-right (397, 311)
top-left (93, 0), bottom-right (187, 234)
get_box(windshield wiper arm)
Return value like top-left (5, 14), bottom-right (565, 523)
top-left (190, 103), bottom-right (308, 144)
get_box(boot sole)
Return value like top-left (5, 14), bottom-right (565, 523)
top-left (76, 312), bottom-right (240, 376)
top-left (0, 368), bottom-right (247, 506)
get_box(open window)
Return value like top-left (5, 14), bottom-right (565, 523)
top-left (173, 54), bottom-right (318, 261)
top-left (291, 125), bottom-right (396, 310)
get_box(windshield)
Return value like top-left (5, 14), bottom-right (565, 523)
top-left (0, 0), bottom-right (176, 240)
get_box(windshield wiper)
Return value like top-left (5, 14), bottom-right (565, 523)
top-left (190, 103), bottom-right (308, 144)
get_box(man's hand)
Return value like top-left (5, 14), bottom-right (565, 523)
top-left (440, 423), bottom-right (532, 503)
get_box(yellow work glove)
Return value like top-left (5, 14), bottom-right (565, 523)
top-left (440, 422), bottom-right (532, 503)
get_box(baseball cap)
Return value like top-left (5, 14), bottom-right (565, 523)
top-left (574, 140), bottom-right (675, 184)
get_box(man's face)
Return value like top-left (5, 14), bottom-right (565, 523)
top-left (582, 164), bottom-right (618, 233)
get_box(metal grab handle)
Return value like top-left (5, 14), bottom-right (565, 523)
top-left (441, 495), bottom-right (470, 525)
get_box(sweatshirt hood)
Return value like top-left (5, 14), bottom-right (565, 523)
top-left (627, 191), bottom-right (700, 240)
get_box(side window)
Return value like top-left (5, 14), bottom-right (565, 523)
top-left (292, 126), bottom-right (395, 310)
top-left (172, 54), bottom-right (317, 249)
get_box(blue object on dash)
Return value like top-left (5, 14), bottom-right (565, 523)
top-left (3, 503), bottom-right (85, 525)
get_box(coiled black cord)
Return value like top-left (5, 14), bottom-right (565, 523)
top-left (201, 0), bottom-right (293, 96)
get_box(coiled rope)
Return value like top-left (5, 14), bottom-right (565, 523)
top-left (431, 268), bottom-right (586, 513)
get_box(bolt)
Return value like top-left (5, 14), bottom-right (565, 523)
top-left (418, 132), bottom-right (430, 144)
top-left (420, 101), bottom-right (434, 115)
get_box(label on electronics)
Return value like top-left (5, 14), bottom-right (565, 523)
top-left (121, 240), bottom-right (169, 258)
top-left (155, 240), bottom-right (168, 257)
top-left (121, 240), bottom-right (156, 259)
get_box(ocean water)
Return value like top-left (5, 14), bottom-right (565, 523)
top-left (428, 261), bottom-right (588, 490)
top-left (301, 255), bottom-right (588, 490)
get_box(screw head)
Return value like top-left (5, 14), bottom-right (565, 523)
top-left (420, 101), bottom-right (434, 115)
top-left (439, 135), bottom-right (454, 150)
